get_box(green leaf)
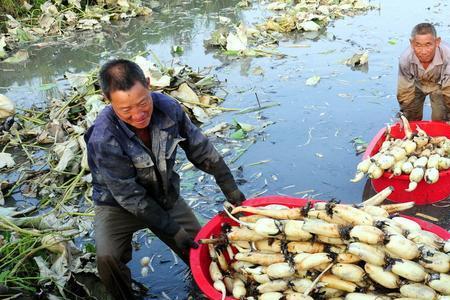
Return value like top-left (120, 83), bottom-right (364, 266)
top-left (239, 122), bottom-right (255, 132)
top-left (15, 28), bottom-right (33, 42)
top-left (222, 50), bottom-right (240, 56)
top-left (232, 118), bottom-right (255, 132)
top-left (84, 243), bottom-right (96, 253)
top-left (230, 128), bottom-right (246, 140)
top-left (3, 50), bottom-right (29, 64)
top-left (195, 76), bottom-right (217, 88)
top-left (0, 270), bottom-right (9, 281)
top-left (388, 38), bottom-right (397, 45)
top-left (305, 75), bottom-right (321, 86)
top-left (352, 137), bottom-right (367, 145)
top-left (171, 45), bottom-right (184, 55)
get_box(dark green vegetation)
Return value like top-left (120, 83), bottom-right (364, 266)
top-left (0, 0), bottom-right (98, 32)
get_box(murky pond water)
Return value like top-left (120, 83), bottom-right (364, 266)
top-left (1, 0), bottom-right (449, 298)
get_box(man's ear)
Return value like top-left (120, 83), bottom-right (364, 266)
top-left (102, 92), bottom-right (111, 103)
top-left (435, 37), bottom-right (441, 47)
top-left (146, 77), bottom-right (151, 88)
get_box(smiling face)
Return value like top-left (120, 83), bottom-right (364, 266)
top-left (110, 81), bottom-right (153, 129)
top-left (410, 33), bottom-right (441, 66)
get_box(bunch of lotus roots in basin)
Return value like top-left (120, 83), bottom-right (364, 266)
top-left (199, 187), bottom-right (450, 300)
top-left (351, 114), bottom-right (450, 192)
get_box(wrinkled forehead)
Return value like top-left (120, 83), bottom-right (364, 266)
top-left (410, 33), bottom-right (438, 43)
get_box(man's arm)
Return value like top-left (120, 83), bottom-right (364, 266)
top-left (177, 108), bottom-right (245, 205)
top-left (92, 138), bottom-right (180, 235)
top-left (397, 60), bottom-right (416, 109)
top-left (441, 64), bottom-right (450, 121)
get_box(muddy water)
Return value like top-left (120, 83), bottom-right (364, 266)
top-left (1, 0), bottom-right (449, 299)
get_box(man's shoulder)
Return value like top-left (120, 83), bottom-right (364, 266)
top-left (151, 92), bottom-right (183, 119)
top-left (86, 106), bottom-right (117, 144)
top-left (439, 42), bottom-right (450, 59)
top-left (399, 47), bottom-right (414, 65)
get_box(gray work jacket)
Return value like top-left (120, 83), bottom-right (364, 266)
top-left (397, 42), bottom-right (450, 106)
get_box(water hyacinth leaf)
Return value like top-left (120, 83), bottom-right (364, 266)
top-left (39, 15), bottom-right (57, 33)
top-left (388, 38), bottom-right (398, 45)
top-left (40, 1), bottom-right (59, 15)
top-left (298, 21), bottom-right (321, 32)
top-left (150, 72), bottom-right (171, 88)
top-left (237, 0), bottom-right (251, 7)
top-left (0, 94), bottom-right (15, 119)
top-left (267, 2), bottom-right (287, 10)
top-left (195, 76), bottom-right (217, 89)
top-left (352, 136), bottom-right (368, 154)
top-left (0, 35), bottom-right (6, 59)
top-left (233, 118), bottom-right (255, 132)
top-left (65, 72), bottom-right (90, 94)
top-left (203, 122), bottom-right (229, 136)
top-left (77, 19), bottom-right (101, 30)
top-left (68, 0), bottom-right (82, 9)
top-left (23, 1), bottom-right (33, 10)
top-left (345, 51), bottom-right (369, 67)
top-left (205, 29), bottom-right (228, 48)
top-left (64, 11), bottom-right (78, 26)
top-left (230, 128), bottom-right (246, 140)
top-left (352, 137), bottom-right (367, 145)
top-left (218, 16), bottom-right (231, 24)
top-left (34, 256), bottom-right (69, 298)
top-left (305, 75), bottom-right (321, 86)
top-left (135, 55), bottom-right (153, 78)
top-left (170, 83), bottom-right (199, 103)
top-left (53, 139), bottom-right (80, 172)
top-left (3, 50), bottom-right (29, 64)
top-left (171, 45), bottom-right (184, 55)
top-left (117, 0), bottom-right (130, 8)
top-left (199, 95), bottom-right (212, 105)
top-left (226, 25), bottom-right (248, 51)
top-left (0, 152), bottom-right (15, 169)
top-left (226, 32), bottom-right (247, 51)
top-left (192, 106), bottom-right (209, 123)
top-left (84, 94), bottom-right (106, 126)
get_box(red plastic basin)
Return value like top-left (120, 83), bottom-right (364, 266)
top-left (363, 121), bottom-right (450, 204)
top-left (190, 196), bottom-right (450, 300)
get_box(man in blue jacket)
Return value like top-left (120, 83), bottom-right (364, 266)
top-left (85, 59), bottom-right (245, 299)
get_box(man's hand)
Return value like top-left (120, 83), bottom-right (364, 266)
top-left (225, 189), bottom-right (246, 207)
top-left (174, 228), bottom-right (199, 250)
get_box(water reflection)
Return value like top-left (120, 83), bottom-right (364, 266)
top-left (0, 0), bottom-right (242, 105)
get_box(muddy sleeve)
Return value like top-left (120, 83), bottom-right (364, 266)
top-left (93, 137), bottom-right (180, 235)
top-left (397, 61), bottom-right (416, 108)
top-left (441, 64), bottom-right (450, 111)
top-left (178, 108), bottom-right (239, 196)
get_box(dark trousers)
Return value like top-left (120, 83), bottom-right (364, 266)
top-left (400, 88), bottom-right (448, 121)
top-left (94, 199), bottom-right (201, 300)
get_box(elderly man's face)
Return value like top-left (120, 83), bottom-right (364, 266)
top-left (110, 81), bottom-right (153, 129)
top-left (410, 33), bottom-right (441, 65)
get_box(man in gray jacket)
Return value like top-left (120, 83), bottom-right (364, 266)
top-left (397, 22), bottom-right (450, 121)
top-left (85, 59), bottom-right (245, 299)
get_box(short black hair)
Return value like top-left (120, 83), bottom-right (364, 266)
top-left (411, 23), bottom-right (437, 38)
top-left (98, 59), bottom-right (147, 100)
